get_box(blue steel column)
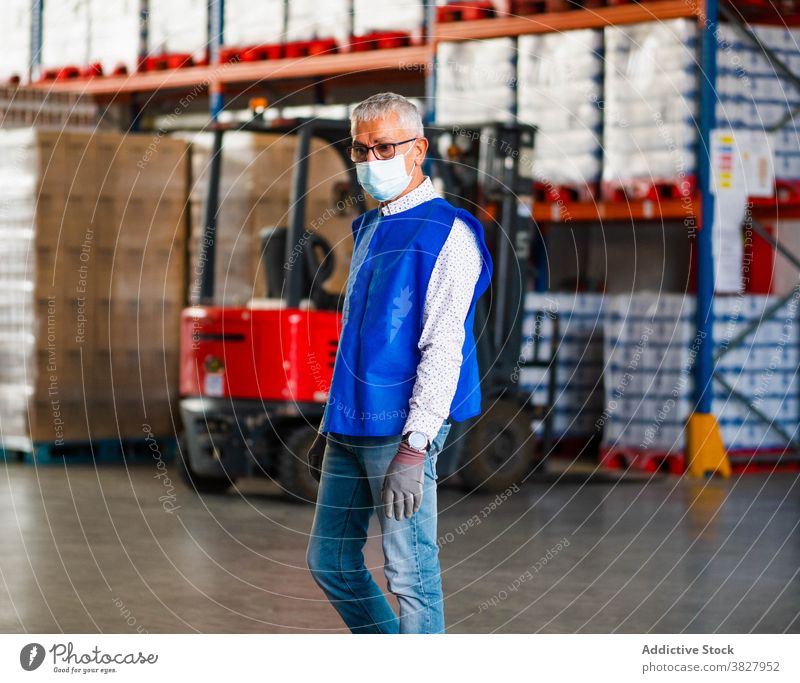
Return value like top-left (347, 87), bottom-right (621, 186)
top-left (138, 0), bottom-right (149, 68)
top-left (30, 0), bottom-right (44, 82)
top-left (198, 0), bottom-right (225, 304)
top-left (128, 0), bottom-right (149, 132)
top-left (694, 0), bottom-right (718, 414)
top-left (423, 1), bottom-right (436, 127)
top-left (209, 0), bottom-right (225, 121)
top-left (687, 0), bottom-right (730, 478)
top-left (421, 1), bottom-right (437, 185)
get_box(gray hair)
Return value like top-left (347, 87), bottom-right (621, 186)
top-left (350, 92), bottom-right (424, 138)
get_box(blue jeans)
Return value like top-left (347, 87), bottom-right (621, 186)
top-left (306, 420), bottom-right (452, 633)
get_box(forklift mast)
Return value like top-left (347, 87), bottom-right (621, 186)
top-left (425, 122), bottom-right (561, 485)
top-left (197, 117), bottom-right (365, 307)
top-left (426, 122), bottom-right (537, 403)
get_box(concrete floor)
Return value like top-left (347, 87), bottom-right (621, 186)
top-left (0, 458), bottom-right (798, 633)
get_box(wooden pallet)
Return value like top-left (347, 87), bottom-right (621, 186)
top-left (599, 446), bottom-right (686, 474)
top-left (602, 175), bottom-right (697, 202)
top-left (0, 436), bottom-right (178, 465)
top-left (727, 448), bottom-right (800, 473)
top-left (534, 180), bottom-right (600, 203)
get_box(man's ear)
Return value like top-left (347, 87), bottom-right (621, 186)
top-left (413, 137), bottom-right (429, 167)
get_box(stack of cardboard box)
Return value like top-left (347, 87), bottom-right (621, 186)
top-left (184, 131), bottom-right (356, 306)
top-left (0, 129), bottom-right (187, 449)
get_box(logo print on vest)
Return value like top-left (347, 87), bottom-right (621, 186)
top-left (390, 286), bottom-right (413, 342)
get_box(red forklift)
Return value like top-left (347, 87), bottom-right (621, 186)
top-left (178, 116), bottom-right (555, 502)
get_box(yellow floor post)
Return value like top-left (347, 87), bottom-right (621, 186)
top-left (686, 413), bottom-right (731, 478)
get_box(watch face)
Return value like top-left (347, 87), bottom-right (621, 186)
top-left (408, 432), bottom-right (427, 450)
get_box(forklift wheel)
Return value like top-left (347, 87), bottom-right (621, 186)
top-left (460, 399), bottom-right (538, 493)
top-left (178, 434), bottom-right (233, 494)
top-left (278, 425), bottom-right (320, 504)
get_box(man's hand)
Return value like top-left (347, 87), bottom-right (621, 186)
top-left (381, 441), bottom-right (427, 520)
top-left (307, 421), bottom-right (326, 482)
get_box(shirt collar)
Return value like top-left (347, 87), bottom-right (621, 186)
top-left (379, 177), bottom-right (438, 216)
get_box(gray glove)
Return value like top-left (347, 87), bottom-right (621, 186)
top-left (381, 441), bottom-right (427, 520)
top-left (307, 420), bottom-right (326, 482)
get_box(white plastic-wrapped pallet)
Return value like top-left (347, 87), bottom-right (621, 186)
top-left (518, 30), bottom-right (603, 191)
top-left (87, 0), bottom-right (141, 73)
top-left (41, 0), bottom-right (141, 75)
top-left (603, 19), bottom-right (699, 199)
top-left (713, 295), bottom-right (800, 451)
top-left (600, 293), bottom-right (800, 454)
top-left (286, 0), bottom-right (351, 47)
top-left (148, 0), bottom-right (208, 60)
top-left (717, 23), bottom-right (800, 185)
top-left (602, 293), bottom-right (695, 452)
top-left (41, 0), bottom-right (91, 70)
top-left (0, 0), bottom-right (31, 82)
top-left (518, 292), bottom-right (607, 439)
top-left (435, 38), bottom-right (516, 125)
top-left (353, 0), bottom-right (425, 36)
top-left (224, 0), bottom-right (285, 47)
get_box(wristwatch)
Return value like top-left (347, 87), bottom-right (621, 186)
top-left (403, 430), bottom-right (430, 452)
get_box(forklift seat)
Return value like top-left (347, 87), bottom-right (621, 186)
top-left (259, 226), bottom-right (339, 312)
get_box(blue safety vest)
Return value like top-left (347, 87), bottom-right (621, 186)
top-left (321, 196), bottom-right (493, 436)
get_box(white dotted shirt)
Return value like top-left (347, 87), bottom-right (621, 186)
top-left (380, 177), bottom-right (483, 446)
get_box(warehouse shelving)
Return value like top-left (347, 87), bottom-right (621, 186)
top-left (532, 197), bottom-right (800, 223)
top-left (16, 0), bottom-right (800, 475)
top-left (531, 198), bottom-right (699, 223)
top-left (27, 45), bottom-right (432, 96)
top-left (25, 1), bottom-right (697, 98)
top-left (434, 0), bottom-right (696, 40)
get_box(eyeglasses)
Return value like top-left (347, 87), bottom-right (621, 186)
top-left (346, 137), bottom-right (417, 163)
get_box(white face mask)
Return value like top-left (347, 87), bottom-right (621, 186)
top-left (356, 148), bottom-right (414, 202)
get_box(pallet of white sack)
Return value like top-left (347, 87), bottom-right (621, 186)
top-left (0, 436), bottom-right (178, 465)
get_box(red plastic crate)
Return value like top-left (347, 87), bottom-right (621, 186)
top-left (242, 43), bottom-right (284, 61)
top-left (79, 62), bottom-right (103, 78)
top-left (219, 46), bottom-right (245, 63)
top-left (285, 38), bottom-right (338, 58)
top-left (437, 1), bottom-right (496, 22)
top-left (139, 53), bottom-right (194, 72)
top-left (38, 66), bottom-right (81, 81)
top-left (600, 446), bottom-right (686, 474)
top-left (349, 31), bottom-right (412, 51)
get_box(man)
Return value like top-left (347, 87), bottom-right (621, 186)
top-left (305, 92), bottom-right (493, 634)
